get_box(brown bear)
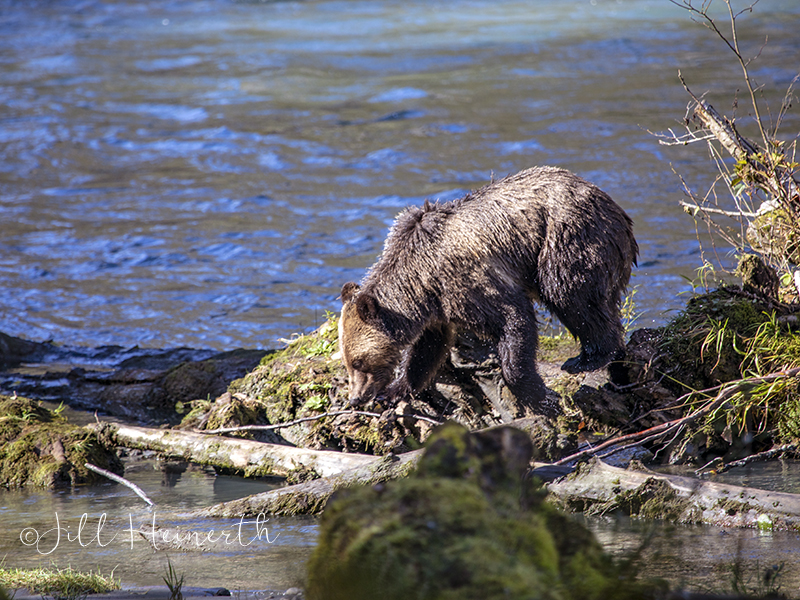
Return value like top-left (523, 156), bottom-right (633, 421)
top-left (338, 166), bottom-right (638, 416)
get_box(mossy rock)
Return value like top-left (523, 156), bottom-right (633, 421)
top-left (0, 395), bottom-right (123, 488)
top-left (306, 422), bottom-right (666, 600)
top-left (147, 348), bottom-right (267, 422)
top-left (621, 285), bottom-right (800, 463)
top-left (658, 287), bottom-right (770, 392)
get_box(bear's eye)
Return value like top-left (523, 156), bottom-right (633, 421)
top-left (351, 358), bottom-right (364, 371)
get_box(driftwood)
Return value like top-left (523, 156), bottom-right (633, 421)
top-left (92, 418), bottom-right (800, 529)
top-left (185, 417), bottom-right (555, 517)
top-left (547, 458), bottom-right (800, 530)
top-left (89, 423), bottom-right (378, 478)
top-left (695, 443), bottom-right (799, 476)
top-left (190, 449), bottom-right (424, 518)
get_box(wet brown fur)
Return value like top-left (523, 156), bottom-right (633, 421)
top-left (339, 166), bottom-right (638, 415)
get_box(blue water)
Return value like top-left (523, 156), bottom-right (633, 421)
top-left (1, 0), bottom-right (797, 350)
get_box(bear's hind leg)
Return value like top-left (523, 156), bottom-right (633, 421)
top-left (386, 323), bottom-right (455, 402)
top-left (557, 307), bottom-right (626, 375)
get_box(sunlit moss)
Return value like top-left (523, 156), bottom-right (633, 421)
top-left (656, 287), bottom-right (800, 456)
top-left (186, 317), bottom-right (389, 453)
top-left (0, 396), bottom-right (123, 489)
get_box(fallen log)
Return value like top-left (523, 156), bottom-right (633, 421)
top-left (547, 457), bottom-right (800, 530)
top-left (88, 423), bottom-right (378, 478)
top-left (190, 449), bottom-right (424, 518)
top-left (126, 416), bottom-right (558, 518)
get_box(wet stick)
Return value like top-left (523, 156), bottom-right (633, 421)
top-left (85, 462), bottom-right (155, 507)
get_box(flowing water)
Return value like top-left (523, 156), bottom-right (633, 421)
top-left (2, 0), bottom-right (800, 593)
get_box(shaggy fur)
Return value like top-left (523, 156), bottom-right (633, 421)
top-left (339, 166), bottom-right (638, 415)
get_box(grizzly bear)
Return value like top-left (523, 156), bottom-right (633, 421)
top-left (338, 166), bottom-right (638, 416)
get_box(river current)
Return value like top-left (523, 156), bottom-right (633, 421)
top-left (2, 0), bottom-right (797, 351)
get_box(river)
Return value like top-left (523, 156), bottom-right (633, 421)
top-left (2, 0), bottom-right (800, 594)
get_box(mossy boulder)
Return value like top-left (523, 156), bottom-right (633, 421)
top-left (617, 283), bottom-right (800, 464)
top-left (658, 287), bottom-right (775, 391)
top-left (193, 319), bottom-right (390, 451)
top-left (146, 348), bottom-right (268, 423)
top-left (0, 395), bottom-right (123, 488)
top-left (306, 422), bottom-right (666, 600)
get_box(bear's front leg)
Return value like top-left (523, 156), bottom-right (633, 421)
top-left (385, 323), bottom-right (455, 403)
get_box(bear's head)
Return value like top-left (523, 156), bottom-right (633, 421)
top-left (338, 282), bottom-right (402, 405)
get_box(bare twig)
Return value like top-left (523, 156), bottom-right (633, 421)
top-left (85, 462), bottom-right (155, 507)
top-left (197, 409), bottom-right (443, 436)
top-left (680, 200), bottom-right (758, 218)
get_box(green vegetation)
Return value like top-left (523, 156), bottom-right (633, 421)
top-left (0, 395), bottom-right (123, 488)
top-left (184, 317), bottom-right (394, 454)
top-left (650, 279), bottom-right (800, 461)
top-left (162, 558), bottom-right (185, 600)
top-left (0, 564), bottom-right (119, 599)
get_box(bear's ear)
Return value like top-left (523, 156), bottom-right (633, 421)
top-left (340, 282), bottom-right (360, 303)
top-left (355, 292), bottom-right (381, 323)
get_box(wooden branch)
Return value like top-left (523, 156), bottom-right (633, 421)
top-left (680, 200), bottom-right (757, 219)
top-left (85, 462), bottom-right (155, 507)
top-left (686, 85), bottom-right (759, 163)
top-left (547, 457), bottom-right (800, 529)
top-left (678, 73), bottom-right (797, 202)
top-left (187, 417), bottom-right (554, 517)
top-left (696, 443), bottom-right (799, 476)
top-left (88, 423), bottom-right (379, 478)
top-left (189, 449), bottom-right (425, 518)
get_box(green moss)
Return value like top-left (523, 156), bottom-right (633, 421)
top-left (0, 396), bottom-right (123, 489)
top-left (659, 288), bottom-right (769, 391)
top-left (197, 317), bottom-right (396, 453)
top-left (177, 399), bottom-right (213, 428)
top-left (306, 422), bottom-right (666, 600)
top-left (548, 374), bottom-right (583, 402)
top-left (205, 397), bottom-right (260, 434)
top-left (609, 479), bottom-right (694, 522)
top-left (648, 286), bottom-right (800, 461)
